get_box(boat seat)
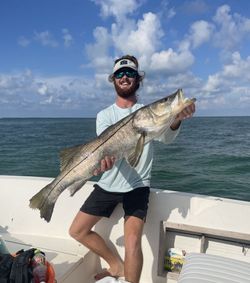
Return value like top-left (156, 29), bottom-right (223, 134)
top-left (1, 232), bottom-right (95, 283)
top-left (177, 253), bottom-right (250, 283)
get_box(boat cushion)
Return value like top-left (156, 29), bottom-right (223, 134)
top-left (177, 253), bottom-right (250, 283)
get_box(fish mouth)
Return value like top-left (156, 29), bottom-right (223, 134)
top-left (171, 89), bottom-right (183, 108)
top-left (154, 89), bottom-right (182, 109)
top-left (160, 89), bottom-right (182, 103)
top-left (159, 89), bottom-right (196, 114)
top-left (165, 89), bottom-right (196, 106)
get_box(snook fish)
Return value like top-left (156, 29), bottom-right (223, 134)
top-left (29, 89), bottom-right (196, 222)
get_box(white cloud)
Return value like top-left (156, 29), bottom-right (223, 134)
top-left (203, 52), bottom-right (250, 94)
top-left (212, 5), bottom-right (250, 51)
top-left (92, 0), bottom-right (140, 22)
top-left (178, 4), bottom-right (250, 57)
top-left (142, 72), bottom-right (202, 102)
top-left (32, 3), bottom-right (250, 116)
top-left (62, 29), bottom-right (74, 47)
top-left (18, 36), bottom-right (31, 47)
top-left (157, 0), bottom-right (176, 20)
top-left (0, 70), bottom-right (115, 116)
top-left (37, 84), bottom-right (48, 95)
top-left (18, 29), bottom-right (74, 48)
top-left (149, 49), bottom-right (194, 75)
top-left (178, 20), bottom-right (214, 52)
top-left (86, 26), bottom-right (111, 57)
top-left (199, 51), bottom-right (250, 115)
top-left (85, 26), bottom-right (113, 71)
top-left (11, 2), bottom-right (250, 116)
top-left (165, 7), bottom-right (176, 20)
top-left (188, 20), bottom-right (214, 49)
top-left (86, 11), bottom-right (164, 73)
top-left (113, 12), bottom-right (163, 59)
top-left (86, 9), bottom-right (195, 79)
top-left (203, 73), bottom-right (222, 93)
top-left (34, 31), bottom-right (58, 47)
top-left (0, 70), bottom-right (34, 94)
top-left (223, 52), bottom-right (250, 81)
top-left (40, 95), bottom-right (53, 105)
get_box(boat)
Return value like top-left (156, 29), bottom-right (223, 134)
top-left (1, 175), bottom-right (250, 283)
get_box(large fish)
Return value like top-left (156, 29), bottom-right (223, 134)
top-left (29, 89), bottom-right (196, 222)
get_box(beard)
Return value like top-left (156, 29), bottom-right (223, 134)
top-left (114, 80), bottom-right (139, 98)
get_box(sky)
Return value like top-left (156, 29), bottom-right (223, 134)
top-left (0, 0), bottom-right (250, 117)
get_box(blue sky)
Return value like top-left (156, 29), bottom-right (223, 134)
top-left (1, 0), bottom-right (250, 117)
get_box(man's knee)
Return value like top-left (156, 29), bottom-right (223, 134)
top-left (68, 224), bottom-right (78, 240)
top-left (68, 223), bottom-right (88, 242)
top-left (69, 211), bottom-right (100, 241)
top-left (125, 233), bottom-right (142, 253)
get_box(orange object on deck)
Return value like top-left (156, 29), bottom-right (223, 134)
top-left (46, 261), bottom-right (56, 283)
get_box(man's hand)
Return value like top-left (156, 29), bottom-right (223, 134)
top-left (93, 156), bottom-right (116, 176)
top-left (170, 102), bottom-right (196, 130)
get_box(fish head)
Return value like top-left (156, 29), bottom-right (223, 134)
top-left (133, 89), bottom-right (196, 134)
top-left (149, 89), bottom-right (196, 117)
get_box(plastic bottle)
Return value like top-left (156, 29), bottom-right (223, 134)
top-left (31, 249), bottom-right (47, 283)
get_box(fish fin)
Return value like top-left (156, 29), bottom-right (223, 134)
top-left (29, 183), bottom-right (56, 222)
top-left (67, 179), bottom-right (87, 197)
top-left (59, 144), bottom-right (83, 171)
top-left (127, 132), bottom-right (146, 167)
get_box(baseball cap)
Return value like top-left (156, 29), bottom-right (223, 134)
top-left (108, 57), bottom-right (145, 82)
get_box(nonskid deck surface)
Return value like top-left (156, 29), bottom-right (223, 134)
top-left (1, 232), bottom-right (96, 283)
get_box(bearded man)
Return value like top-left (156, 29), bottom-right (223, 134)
top-left (69, 55), bottom-right (195, 283)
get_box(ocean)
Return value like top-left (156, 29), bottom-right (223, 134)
top-left (0, 117), bottom-right (250, 201)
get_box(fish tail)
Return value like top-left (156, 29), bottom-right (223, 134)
top-left (29, 183), bottom-right (56, 222)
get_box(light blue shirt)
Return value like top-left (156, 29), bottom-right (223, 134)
top-left (96, 102), bottom-right (179, 193)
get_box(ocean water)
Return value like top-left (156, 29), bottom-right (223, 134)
top-left (0, 117), bottom-right (250, 201)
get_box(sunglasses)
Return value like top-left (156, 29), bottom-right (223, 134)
top-left (114, 70), bottom-right (138, 79)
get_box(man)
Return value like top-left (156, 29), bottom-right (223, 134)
top-left (69, 55), bottom-right (195, 283)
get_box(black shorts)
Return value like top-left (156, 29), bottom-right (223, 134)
top-left (80, 184), bottom-right (150, 220)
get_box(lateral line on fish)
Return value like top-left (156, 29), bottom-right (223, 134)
top-left (40, 114), bottom-right (135, 202)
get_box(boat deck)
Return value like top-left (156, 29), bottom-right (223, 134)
top-left (1, 232), bottom-right (96, 283)
top-left (1, 175), bottom-right (250, 283)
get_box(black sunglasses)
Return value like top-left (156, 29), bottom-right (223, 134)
top-left (114, 70), bottom-right (138, 79)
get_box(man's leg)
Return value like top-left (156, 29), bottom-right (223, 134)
top-left (124, 216), bottom-right (145, 283)
top-left (69, 211), bottom-right (124, 279)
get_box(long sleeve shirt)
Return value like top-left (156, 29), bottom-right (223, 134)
top-left (96, 102), bottom-right (179, 193)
